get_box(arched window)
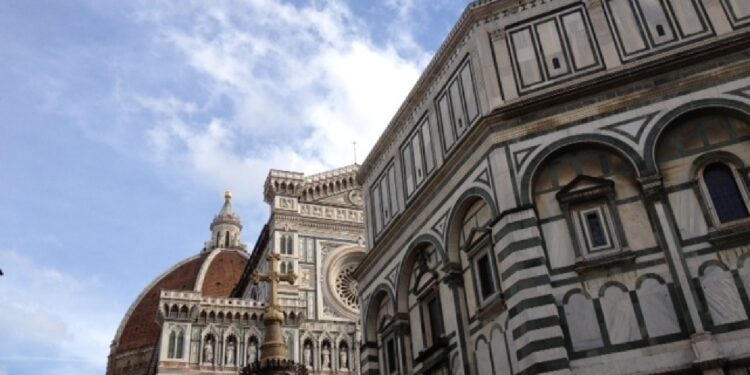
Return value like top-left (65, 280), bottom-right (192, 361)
top-left (703, 163), bottom-right (749, 223)
top-left (280, 262), bottom-right (287, 273)
top-left (225, 231), bottom-right (230, 247)
top-left (460, 199), bottom-right (499, 305)
top-left (176, 331), bottom-right (184, 358)
top-left (286, 235), bottom-right (294, 255)
top-left (280, 234), bottom-right (287, 254)
top-left (168, 331), bottom-right (177, 358)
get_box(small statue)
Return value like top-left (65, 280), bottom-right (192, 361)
top-left (322, 346), bottom-right (331, 369)
top-left (203, 339), bottom-right (214, 364)
top-left (248, 341), bottom-right (257, 364)
top-left (339, 348), bottom-right (348, 370)
top-left (226, 341), bottom-right (235, 366)
top-left (303, 344), bottom-right (312, 368)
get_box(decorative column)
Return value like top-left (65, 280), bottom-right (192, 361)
top-left (442, 262), bottom-right (472, 375)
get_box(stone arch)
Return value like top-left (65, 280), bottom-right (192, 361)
top-left (520, 135), bottom-right (644, 205)
top-left (363, 284), bottom-right (396, 343)
top-left (699, 260), bottom-right (748, 326)
top-left (690, 150), bottom-right (748, 178)
top-left (597, 281), bottom-right (629, 297)
top-left (489, 324), bottom-right (513, 374)
top-left (562, 289), bottom-right (604, 352)
top-left (600, 282), bottom-right (642, 344)
top-left (636, 274), bottom-right (682, 338)
top-left (739, 253), bottom-right (750, 269)
top-left (644, 98), bottom-right (750, 174)
top-left (635, 273), bottom-right (668, 289)
top-left (699, 259), bottom-right (731, 276)
top-left (395, 237), bottom-right (444, 312)
top-left (444, 187), bottom-right (498, 263)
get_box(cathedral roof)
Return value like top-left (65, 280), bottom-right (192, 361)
top-left (111, 249), bottom-right (249, 355)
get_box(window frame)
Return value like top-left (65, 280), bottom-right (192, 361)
top-left (418, 288), bottom-right (445, 349)
top-left (400, 114), bottom-right (436, 200)
top-left (435, 58), bottom-right (481, 155)
top-left (556, 175), bottom-right (629, 262)
top-left (577, 206), bottom-right (615, 252)
top-left (694, 157), bottom-right (750, 228)
top-left (371, 162), bottom-right (400, 238)
top-left (466, 234), bottom-right (502, 307)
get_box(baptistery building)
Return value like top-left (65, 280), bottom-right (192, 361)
top-left (354, 1), bottom-right (750, 375)
top-left (107, 165), bottom-right (366, 374)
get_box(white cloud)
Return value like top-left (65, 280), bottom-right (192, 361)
top-left (0, 250), bottom-right (120, 374)
top-left (127, 0), bottom-right (427, 203)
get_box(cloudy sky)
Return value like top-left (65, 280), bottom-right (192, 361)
top-left (0, 0), bottom-right (470, 374)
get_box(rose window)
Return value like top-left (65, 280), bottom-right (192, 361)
top-left (334, 264), bottom-right (359, 310)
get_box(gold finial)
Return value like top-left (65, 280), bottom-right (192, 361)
top-left (224, 190), bottom-right (232, 201)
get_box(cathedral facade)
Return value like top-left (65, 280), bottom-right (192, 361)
top-left (108, 165), bottom-right (365, 374)
top-left (354, 1), bottom-right (750, 375)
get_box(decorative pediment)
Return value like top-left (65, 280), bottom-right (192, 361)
top-left (556, 175), bottom-right (615, 205)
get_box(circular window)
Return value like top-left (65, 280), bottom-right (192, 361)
top-left (325, 247), bottom-right (365, 318)
top-left (334, 264), bottom-right (359, 310)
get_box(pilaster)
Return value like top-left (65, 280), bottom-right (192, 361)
top-left (493, 207), bottom-right (571, 375)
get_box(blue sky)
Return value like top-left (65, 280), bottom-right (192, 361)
top-left (0, 0), bottom-right (469, 374)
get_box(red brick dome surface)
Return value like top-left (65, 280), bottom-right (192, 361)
top-left (113, 250), bottom-right (248, 354)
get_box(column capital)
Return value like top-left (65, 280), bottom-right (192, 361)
top-left (442, 262), bottom-right (464, 288)
top-left (639, 174), bottom-right (665, 202)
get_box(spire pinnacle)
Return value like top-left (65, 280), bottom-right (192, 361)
top-left (224, 190), bottom-right (232, 201)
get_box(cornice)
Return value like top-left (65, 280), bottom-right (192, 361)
top-left (271, 212), bottom-right (365, 233)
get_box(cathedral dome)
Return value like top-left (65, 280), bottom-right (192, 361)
top-left (108, 193), bottom-right (251, 375)
top-left (111, 249), bottom-right (249, 357)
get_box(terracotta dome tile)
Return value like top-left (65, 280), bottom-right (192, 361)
top-left (201, 251), bottom-right (248, 297)
top-left (115, 256), bottom-right (205, 353)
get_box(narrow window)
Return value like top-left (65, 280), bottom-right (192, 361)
top-left (427, 295), bottom-right (444, 343)
top-left (403, 145), bottom-right (415, 196)
top-left (287, 236), bottom-right (293, 255)
top-left (476, 253), bottom-right (497, 299)
top-left (386, 338), bottom-right (397, 374)
top-left (225, 231), bottom-right (230, 247)
top-left (280, 235), bottom-right (287, 254)
top-left (585, 212), bottom-right (608, 248)
top-left (372, 185), bottom-right (383, 233)
top-left (412, 133), bottom-right (424, 184)
top-left (176, 331), bottom-right (184, 358)
top-left (380, 175), bottom-right (391, 221)
top-left (655, 24), bottom-right (665, 36)
top-left (704, 163), bottom-right (750, 223)
top-left (421, 120), bottom-right (435, 173)
top-left (438, 94), bottom-right (455, 150)
top-left (168, 331), bottom-right (176, 358)
top-left (388, 166), bottom-right (399, 216)
top-left (552, 57), bottom-right (561, 69)
top-left (280, 262), bottom-right (287, 273)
